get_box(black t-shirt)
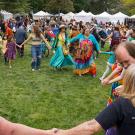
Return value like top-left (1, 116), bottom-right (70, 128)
top-left (95, 97), bottom-right (135, 135)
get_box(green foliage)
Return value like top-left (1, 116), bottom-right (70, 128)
top-left (122, 0), bottom-right (135, 15)
top-left (29, 0), bottom-right (48, 13)
top-left (0, 0), bottom-right (134, 15)
top-left (46, 0), bottom-right (74, 13)
top-left (73, 0), bottom-right (122, 14)
top-left (0, 0), bottom-right (30, 13)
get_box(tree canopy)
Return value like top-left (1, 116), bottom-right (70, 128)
top-left (0, 0), bottom-right (134, 15)
top-left (122, 0), bottom-right (135, 15)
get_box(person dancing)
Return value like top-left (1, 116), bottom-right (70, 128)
top-left (70, 27), bottom-right (100, 77)
top-left (21, 25), bottom-right (51, 71)
top-left (50, 24), bottom-right (74, 70)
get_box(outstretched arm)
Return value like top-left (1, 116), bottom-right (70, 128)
top-left (21, 34), bottom-right (32, 46)
top-left (108, 68), bottom-right (125, 84)
top-left (105, 33), bottom-right (113, 41)
top-left (0, 117), bottom-right (52, 135)
top-left (90, 34), bottom-right (100, 52)
top-left (70, 33), bottom-right (81, 43)
top-left (102, 67), bottom-right (122, 85)
top-left (55, 119), bottom-right (102, 135)
top-left (55, 98), bottom-right (122, 135)
top-left (41, 34), bottom-right (52, 50)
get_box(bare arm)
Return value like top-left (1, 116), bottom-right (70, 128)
top-left (105, 33), bottom-right (113, 41)
top-left (40, 34), bottom-right (52, 50)
top-left (0, 117), bottom-right (52, 135)
top-left (108, 68), bottom-right (125, 84)
top-left (115, 85), bottom-right (124, 96)
top-left (102, 67), bottom-right (121, 85)
top-left (2, 40), bottom-right (7, 54)
top-left (56, 119), bottom-right (102, 135)
top-left (21, 34), bottom-right (32, 46)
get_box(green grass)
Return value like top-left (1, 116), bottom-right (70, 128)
top-left (0, 45), bottom-right (110, 135)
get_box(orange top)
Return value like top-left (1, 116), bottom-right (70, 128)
top-left (112, 63), bottom-right (123, 84)
top-left (5, 27), bottom-right (13, 37)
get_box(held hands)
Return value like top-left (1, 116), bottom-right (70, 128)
top-left (114, 85), bottom-right (124, 96)
top-left (16, 44), bottom-right (21, 48)
top-left (19, 45), bottom-right (22, 48)
top-left (101, 78), bottom-right (110, 85)
top-left (98, 50), bottom-right (101, 54)
top-left (16, 43), bottom-right (23, 48)
top-left (100, 38), bottom-right (105, 42)
top-left (48, 45), bottom-right (52, 50)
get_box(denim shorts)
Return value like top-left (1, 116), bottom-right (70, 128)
top-left (31, 45), bottom-right (42, 59)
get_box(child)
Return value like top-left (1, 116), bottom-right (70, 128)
top-left (5, 35), bottom-right (17, 68)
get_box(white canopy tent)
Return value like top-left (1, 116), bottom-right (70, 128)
top-left (95, 12), bottom-right (112, 23)
top-left (87, 12), bottom-right (95, 17)
top-left (130, 15), bottom-right (135, 19)
top-left (63, 12), bottom-right (75, 21)
top-left (0, 10), bottom-right (13, 20)
top-left (111, 12), bottom-right (129, 24)
top-left (74, 10), bottom-right (93, 22)
top-left (33, 11), bottom-right (51, 19)
top-left (55, 13), bottom-right (65, 16)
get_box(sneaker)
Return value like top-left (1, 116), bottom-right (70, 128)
top-left (32, 69), bottom-right (35, 71)
top-left (99, 77), bottom-right (103, 81)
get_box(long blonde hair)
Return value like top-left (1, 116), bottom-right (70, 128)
top-left (122, 64), bottom-right (135, 106)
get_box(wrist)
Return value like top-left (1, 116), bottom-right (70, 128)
top-left (108, 80), bottom-right (112, 84)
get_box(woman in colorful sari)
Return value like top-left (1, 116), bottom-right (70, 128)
top-left (50, 24), bottom-right (74, 69)
top-left (70, 27), bottom-right (100, 77)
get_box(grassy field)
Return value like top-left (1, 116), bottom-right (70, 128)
top-left (0, 45), bottom-right (110, 135)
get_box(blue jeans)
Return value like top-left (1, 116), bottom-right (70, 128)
top-left (31, 45), bottom-right (42, 69)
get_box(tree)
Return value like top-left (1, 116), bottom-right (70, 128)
top-left (73, 0), bottom-right (87, 12)
top-left (122, 0), bottom-right (135, 15)
top-left (0, 0), bottom-right (30, 13)
top-left (0, 0), bottom-right (133, 15)
top-left (29, 0), bottom-right (48, 13)
top-left (73, 0), bottom-right (121, 14)
top-left (45, 0), bottom-right (74, 13)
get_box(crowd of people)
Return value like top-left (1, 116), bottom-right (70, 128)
top-left (0, 15), bottom-right (135, 135)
